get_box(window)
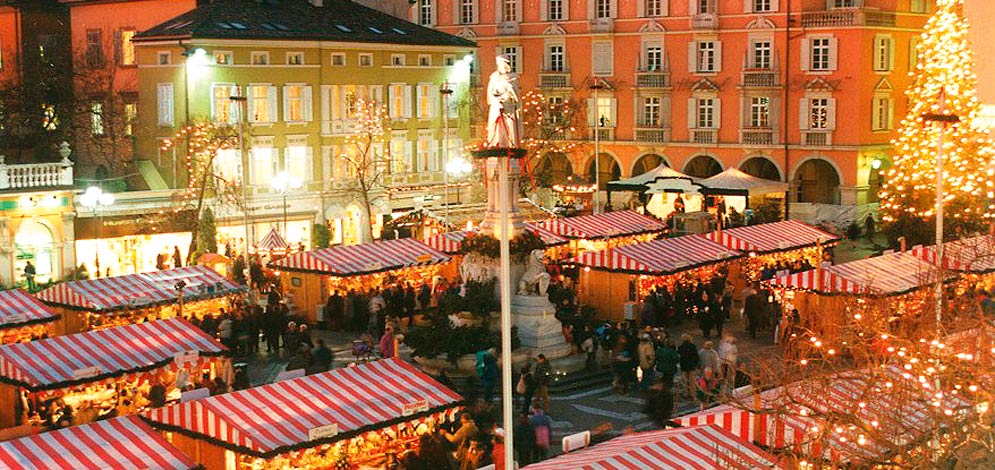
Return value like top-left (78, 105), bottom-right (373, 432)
top-left (416, 84), bottom-right (434, 118)
top-left (873, 96), bottom-right (892, 130)
top-left (594, 96), bottom-right (615, 127)
top-left (460, 0), bottom-right (475, 24)
top-left (214, 51), bottom-right (232, 65)
top-left (119, 30), bottom-right (136, 65)
top-left (549, 0), bottom-right (563, 20)
top-left (359, 53), bottom-right (373, 66)
top-left (810, 38), bottom-right (830, 71)
top-left (418, 55), bottom-right (431, 66)
top-left (753, 0), bottom-right (771, 12)
top-left (287, 52), bottom-right (304, 65)
top-left (444, 55), bottom-right (455, 66)
top-left (642, 97), bottom-right (661, 127)
top-left (911, 0), bottom-right (929, 13)
top-left (157, 51), bottom-right (171, 65)
top-left (503, 0), bottom-right (519, 22)
top-left (749, 97), bottom-right (770, 128)
top-left (284, 85), bottom-right (312, 122)
top-left (157, 83), bottom-right (173, 126)
top-left (211, 84), bottom-right (238, 123)
top-left (752, 41), bottom-right (771, 69)
top-left (250, 145), bottom-right (275, 186)
top-left (502, 46), bottom-right (519, 73)
top-left (910, 37), bottom-right (922, 70)
top-left (809, 98), bottom-right (829, 129)
top-left (873, 35), bottom-right (893, 72)
top-left (90, 102), bottom-right (104, 135)
top-left (645, 0), bottom-right (663, 16)
top-left (697, 98), bottom-right (715, 128)
top-left (123, 103), bottom-right (136, 136)
top-left (249, 85), bottom-right (276, 123)
top-left (389, 84), bottom-right (409, 118)
top-left (213, 149), bottom-right (241, 184)
top-left (548, 96), bottom-right (564, 124)
top-left (548, 45), bottom-right (564, 72)
top-left (86, 29), bottom-right (103, 67)
top-left (286, 138), bottom-right (311, 183)
top-left (331, 53), bottom-right (345, 66)
top-left (416, 132), bottom-right (431, 172)
top-left (644, 44), bottom-right (663, 71)
top-left (833, 0), bottom-right (856, 7)
top-left (696, 0), bottom-right (713, 14)
top-left (595, 0), bottom-right (611, 18)
top-left (390, 131), bottom-right (409, 173)
top-left (696, 41), bottom-right (716, 73)
top-left (592, 42), bottom-right (612, 75)
top-left (418, 0), bottom-right (433, 26)
top-left (251, 52), bottom-right (269, 65)
top-left (391, 54), bottom-right (405, 66)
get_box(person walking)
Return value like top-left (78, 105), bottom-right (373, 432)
top-left (514, 412), bottom-right (536, 466)
top-left (698, 291), bottom-right (717, 339)
top-left (696, 367), bottom-right (721, 410)
top-left (533, 354), bottom-right (551, 412)
top-left (677, 334), bottom-right (699, 398)
top-left (745, 286), bottom-right (765, 339)
top-left (517, 361), bottom-right (536, 414)
top-left (698, 341), bottom-right (720, 376)
top-left (23, 261), bottom-right (36, 290)
top-left (718, 335), bottom-right (739, 390)
top-left (443, 413), bottom-right (479, 463)
top-left (637, 334), bottom-right (656, 392)
top-left (655, 338), bottom-right (681, 388)
top-left (529, 405), bottom-right (552, 461)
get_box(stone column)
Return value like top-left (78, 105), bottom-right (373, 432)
top-left (478, 157), bottom-right (525, 239)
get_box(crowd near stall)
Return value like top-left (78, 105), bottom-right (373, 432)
top-left (0, 290), bottom-right (59, 344)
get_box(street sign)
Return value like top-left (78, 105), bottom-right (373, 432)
top-left (308, 423), bottom-right (339, 441)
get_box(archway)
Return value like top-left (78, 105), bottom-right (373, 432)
top-left (683, 155), bottom-right (723, 178)
top-left (535, 153), bottom-right (573, 186)
top-left (587, 153), bottom-right (622, 190)
top-left (794, 158), bottom-right (840, 204)
top-left (15, 221), bottom-right (56, 284)
top-left (740, 156), bottom-right (782, 181)
top-left (632, 154), bottom-right (667, 177)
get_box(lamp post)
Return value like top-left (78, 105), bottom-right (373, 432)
top-left (229, 95), bottom-right (252, 285)
top-left (79, 186), bottom-right (114, 278)
top-left (270, 171), bottom-right (303, 239)
top-left (923, 91), bottom-right (959, 334)
top-left (590, 77), bottom-right (605, 214)
top-left (441, 81), bottom-right (454, 226)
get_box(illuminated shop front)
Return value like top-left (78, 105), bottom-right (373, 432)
top-left (74, 211), bottom-right (194, 277)
top-left (0, 191), bottom-right (76, 287)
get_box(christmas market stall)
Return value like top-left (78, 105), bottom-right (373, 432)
top-left (0, 289), bottom-right (59, 343)
top-left (538, 210), bottom-right (667, 254)
top-left (570, 235), bottom-right (743, 321)
top-left (521, 424), bottom-right (783, 470)
top-left (424, 223), bottom-right (568, 255)
top-left (698, 166), bottom-right (788, 216)
top-left (0, 318), bottom-right (229, 432)
top-left (36, 265), bottom-right (244, 334)
top-left (0, 416), bottom-right (200, 470)
top-left (255, 227), bottom-right (291, 256)
top-left (706, 220), bottom-right (840, 282)
top-left (911, 234), bottom-right (995, 286)
top-left (606, 164), bottom-right (703, 217)
top-left (143, 358), bottom-right (463, 470)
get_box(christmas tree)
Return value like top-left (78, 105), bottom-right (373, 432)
top-left (879, 0), bottom-right (995, 245)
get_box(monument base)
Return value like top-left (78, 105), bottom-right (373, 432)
top-left (511, 294), bottom-right (585, 374)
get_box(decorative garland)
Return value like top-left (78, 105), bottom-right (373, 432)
top-left (458, 230), bottom-right (546, 262)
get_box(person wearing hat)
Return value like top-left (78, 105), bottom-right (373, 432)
top-left (485, 54), bottom-right (520, 148)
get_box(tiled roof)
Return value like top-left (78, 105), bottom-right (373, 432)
top-left (134, 0), bottom-right (475, 48)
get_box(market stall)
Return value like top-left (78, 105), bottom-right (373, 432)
top-left (569, 235), bottom-right (743, 321)
top-left (538, 210), bottom-right (667, 255)
top-left (521, 424), bottom-right (783, 470)
top-left (255, 227), bottom-right (290, 255)
top-left (0, 289), bottom-right (59, 343)
top-left (143, 358), bottom-right (463, 470)
top-left (424, 222), bottom-right (568, 254)
top-left (0, 415), bottom-right (200, 470)
top-left (607, 164), bottom-right (703, 217)
top-left (270, 238), bottom-right (451, 324)
top-left (37, 265), bottom-right (244, 334)
top-left (706, 220), bottom-right (840, 282)
top-left (0, 318), bottom-right (229, 432)
top-left (911, 234), bottom-right (995, 283)
top-left (698, 166), bottom-right (788, 214)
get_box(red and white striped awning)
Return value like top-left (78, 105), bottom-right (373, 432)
top-left (0, 289), bottom-right (57, 330)
top-left (706, 220), bottom-right (840, 254)
top-left (0, 416), bottom-right (198, 470)
top-left (269, 238), bottom-right (451, 276)
top-left (568, 235), bottom-right (742, 275)
top-left (910, 234), bottom-right (995, 274)
top-left (257, 227), bottom-right (289, 251)
top-left (768, 251), bottom-right (954, 296)
top-left (0, 318), bottom-right (227, 391)
top-left (521, 424), bottom-right (783, 470)
top-left (424, 223), bottom-right (568, 254)
top-left (37, 265), bottom-right (243, 312)
top-left (144, 358), bottom-right (462, 457)
top-left (539, 210), bottom-right (666, 240)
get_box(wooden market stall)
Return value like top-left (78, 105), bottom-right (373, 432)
top-left (36, 265), bottom-right (245, 334)
top-left (570, 235), bottom-right (743, 322)
top-left (269, 238), bottom-right (451, 324)
top-left (911, 234), bottom-right (995, 282)
top-left (0, 416), bottom-right (200, 470)
top-left (521, 424), bottom-right (783, 470)
top-left (143, 358), bottom-right (463, 470)
top-left (0, 289), bottom-right (59, 343)
top-left (706, 220), bottom-right (841, 283)
top-left (424, 222), bottom-right (568, 255)
top-left (0, 318), bottom-right (229, 433)
top-left (538, 210), bottom-right (667, 256)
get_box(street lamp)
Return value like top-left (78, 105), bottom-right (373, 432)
top-left (271, 171), bottom-right (303, 238)
top-left (79, 186), bottom-right (114, 277)
top-left (441, 81), bottom-right (455, 226)
top-left (590, 77), bottom-right (606, 214)
top-left (229, 95), bottom-right (252, 285)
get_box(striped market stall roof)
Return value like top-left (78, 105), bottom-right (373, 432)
top-left (706, 220), bottom-right (840, 254)
top-left (767, 251), bottom-right (954, 296)
top-left (144, 358), bottom-right (462, 457)
top-left (567, 235), bottom-right (743, 275)
top-left (0, 289), bottom-right (58, 330)
top-left (269, 238), bottom-right (450, 276)
top-left (0, 318), bottom-right (227, 391)
top-left (0, 416), bottom-right (198, 470)
top-left (539, 210), bottom-right (667, 240)
top-left (257, 227), bottom-right (289, 251)
top-left (910, 234), bottom-right (995, 274)
top-left (424, 223), bottom-right (569, 254)
top-left (521, 424), bottom-right (783, 470)
top-left (37, 265), bottom-right (243, 312)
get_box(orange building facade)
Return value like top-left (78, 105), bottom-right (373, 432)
top-left (410, 0), bottom-right (930, 219)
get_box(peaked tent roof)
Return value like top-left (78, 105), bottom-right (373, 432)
top-left (606, 164), bottom-right (699, 192)
top-left (269, 237), bottom-right (450, 276)
top-left (567, 235), bottom-right (743, 275)
top-left (706, 220), bottom-right (840, 255)
top-left (698, 167), bottom-right (789, 196)
top-left (539, 210), bottom-right (667, 240)
top-left (258, 227), bottom-right (289, 251)
top-left (0, 289), bottom-right (58, 330)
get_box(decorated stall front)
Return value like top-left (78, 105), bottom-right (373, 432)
top-left (570, 235), bottom-right (743, 321)
top-left (36, 265), bottom-right (244, 334)
top-left (144, 358), bottom-right (463, 470)
top-left (255, 227), bottom-right (290, 255)
top-left (270, 238), bottom-right (451, 324)
top-left (706, 220), bottom-right (840, 282)
top-left (0, 318), bottom-right (229, 433)
top-left (0, 289), bottom-right (59, 343)
top-left (521, 424), bottom-right (783, 470)
top-left (538, 210), bottom-right (667, 255)
top-left (0, 416), bottom-right (200, 470)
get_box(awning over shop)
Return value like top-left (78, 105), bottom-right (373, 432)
top-left (698, 167), bottom-right (789, 196)
top-left (0, 416), bottom-right (198, 470)
top-left (0, 318), bottom-right (227, 391)
top-left (768, 251), bottom-right (954, 296)
top-left (424, 223), bottom-right (569, 254)
top-left (0, 289), bottom-right (58, 330)
top-left (37, 265), bottom-right (243, 312)
top-left (521, 424), bottom-right (783, 470)
top-left (269, 238), bottom-right (450, 276)
top-left (538, 210), bottom-right (667, 240)
top-left (143, 358), bottom-right (462, 457)
top-left (257, 227), bottom-right (289, 251)
top-left (910, 234), bottom-right (995, 274)
top-left (706, 220), bottom-right (840, 255)
top-left (606, 164), bottom-right (699, 192)
top-left (567, 235), bottom-right (742, 275)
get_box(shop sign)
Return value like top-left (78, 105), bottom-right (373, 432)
top-left (174, 350), bottom-right (199, 365)
top-left (401, 399), bottom-right (429, 417)
top-left (5, 313), bottom-right (25, 324)
top-left (73, 366), bottom-right (102, 380)
top-left (308, 423), bottom-right (339, 441)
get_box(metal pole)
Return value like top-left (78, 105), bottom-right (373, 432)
top-left (283, 191), bottom-right (289, 239)
top-left (232, 96), bottom-right (251, 285)
top-left (498, 157), bottom-right (514, 470)
top-left (442, 82), bottom-right (453, 227)
top-left (935, 122), bottom-right (945, 333)
top-left (593, 79), bottom-right (601, 215)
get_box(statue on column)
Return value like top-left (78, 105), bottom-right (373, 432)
top-left (485, 55), bottom-right (520, 148)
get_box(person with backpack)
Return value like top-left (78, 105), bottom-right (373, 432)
top-left (516, 361), bottom-right (537, 414)
top-left (529, 405), bottom-right (552, 461)
top-left (655, 338), bottom-right (681, 388)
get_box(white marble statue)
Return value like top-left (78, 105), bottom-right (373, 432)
top-left (518, 249), bottom-right (551, 297)
top-left (485, 55), bottom-right (520, 148)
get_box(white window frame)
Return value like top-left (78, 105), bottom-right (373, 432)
top-left (803, 36), bottom-right (837, 72)
top-left (248, 83), bottom-right (278, 123)
top-left (213, 50), bottom-right (233, 65)
top-left (751, 40), bottom-right (772, 70)
top-left (873, 35), bottom-right (894, 72)
top-left (641, 96), bottom-right (661, 127)
top-left (910, 0), bottom-right (929, 13)
top-left (502, 46), bottom-right (520, 73)
top-left (283, 84), bottom-right (313, 123)
top-left (359, 53), bottom-right (373, 67)
top-left (753, 0), bottom-right (772, 13)
top-left (157, 83), bottom-right (173, 127)
top-left (644, 0), bottom-right (664, 17)
top-left (418, 54), bottom-right (432, 66)
top-left (331, 53), bottom-right (346, 66)
top-left (157, 51), bottom-right (171, 65)
top-left (460, 0), bottom-right (476, 24)
top-left (416, 83), bottom-right (436, 119)
top-left (809, 97), bottom-right (830, 130)
top-left (595, 0), bottom-right (612, 18)
top-left (749, 96), bottom-right (770, 128)
top-left (285, 136), bottom-right (312, 183)
top-left (872, 95), bottom-right (893, 131)
top-left (286, 52), bottom-right (304, 65)
top-left (250, 137), bottom-right (278, 186)
top-left (418, 0), bottom-right (434, 26)
top-left (211, 83), bottom-right (239, 124)
top-left (697, 98), bottom-right (716, 129)
top-left (643, 41), bottom-right (663, 72)
top-left (391, 54), bottom-right (406, 66)
top-left (696, 41), bottom-right (716, 73)
top-left (251, 51), bottom-right (270, 65)
top-left (547, 44), bottom-right (565, 72)
top-left (502, 0), bottom-right (520, 22)
top-left (90, 102), bottom-right (104, 136)
top-left (549, 0), bottom-right (564, 20)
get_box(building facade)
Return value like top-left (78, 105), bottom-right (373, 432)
top-left (965, 0), bottom-right (995, 129)
top-left (408, 0), bottom-right (929, 220)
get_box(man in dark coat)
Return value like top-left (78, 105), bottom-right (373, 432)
top-left (745, 288), bottom-right (765, 339)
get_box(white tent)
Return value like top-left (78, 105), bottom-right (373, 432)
top-left (698, 167), bottom-right (788, 196)
top-left (606, 164), bottom-right (700, 192)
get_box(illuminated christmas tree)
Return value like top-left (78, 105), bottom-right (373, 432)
top-left (879, 0), bottom-right (995, 245)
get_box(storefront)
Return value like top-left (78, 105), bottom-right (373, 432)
top-left (144, 358), bottom-right (463, 470)
top-left (216, 194), bottom-right (318, 255)
top-left (538, 210), bottom-right (667, 255)
top-left (0, 289), bottom-right (59, 343)
top-left (0, 318), bottom-right (229, 434)
top-left (37, 265), bottom-right (244, 334)
top-left (0, 191), bottom-right (76, 288)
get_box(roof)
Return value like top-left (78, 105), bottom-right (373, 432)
top-left (269, 237), bottom-right (450, 276)
top-left (37, 265), bottom-right (244, 312)
top-left (134, 0), bottom-right (475, 48)
top-left (0, 289), bottom-right (58, 330)
top-left (424, 223), bottom-right (568, 254)
top-left (0, 318), bottom-right (227, 391)
top-left (910, 234), bottom-right (995, 274)
top-left (567, 235), bottom-right (742, 275)
top-left (521, 424), bottom-right (783, 470)
top-left (539, 210), bottom-right (667, 240)
top-left (698, 167), bottom-right (789, 196)
top-left (607, 164), bottom-right (699, 192)
top-left (706, 220), bottom-right (840, 255)
top-left (768, 251), bottom-right (956, 297)
top-left (144, 358), bottom-right (462, 457)
top-left (257, 227), bottom-right (289, 251)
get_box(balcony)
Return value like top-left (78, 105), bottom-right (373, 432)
top-left (497, 21), bottom-right (520, 36)
top-left (801, 8), bottom-right (895, 27)
top-left (741, 69), bottom-right (779, 88)
top-left (802, 131), bottom-right (833, 146)
top-left (690, 13), bottom-right (718, 30)
top-left (636, 71), bottom-right (671, 88)
top-left (589, 17), bottom-right (614, 33)
top-left (539, 73), bottom-right (571, 89)
top-left (635, 128), bottom-right (671, 143)
top-left (691, 129), bottom-right (717, 144)
top-left (741, 128), bottom-right (774, 145)
top-left (589, 127), bottom-right (614, 141)
top-left (0, 151), bottom-right (74, 190)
